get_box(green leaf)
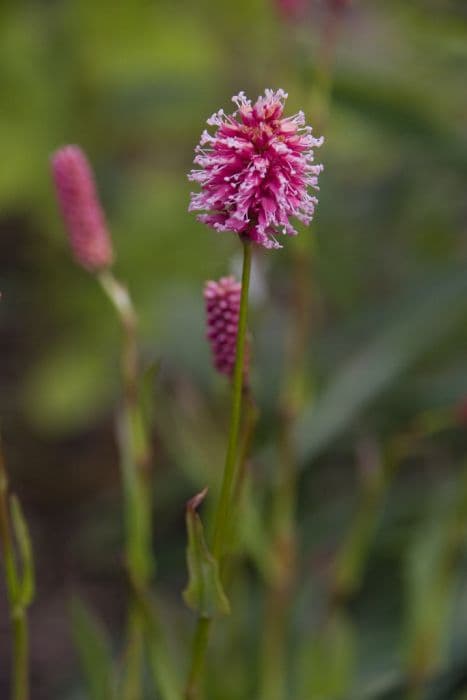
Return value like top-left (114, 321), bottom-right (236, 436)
top-left (10, 495), bottom-right (35, 607)
top-left (70, 596), bottom-right (117, 700)
top-left (183, 488), bottom-right (230, 618)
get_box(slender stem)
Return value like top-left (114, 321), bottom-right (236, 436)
top-left (0, 444), bottom-right (29, 700)
top-left (121, 607), bottom-right (144, 700)
top-left (98, 270), bottom-right (153, 699)
top-left (185, 617), bottom-right (211, 700)
top-left (184, 240), bottom-right (252, 699)
top-left (100, 270), bottom-right (181, 700)
top-left (11, 612), bottom-right (28, 700)
top-left (212, 240), bottom-right (252, 561)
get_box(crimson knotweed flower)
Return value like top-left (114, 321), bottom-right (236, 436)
top-left (204, 276), bottom-right (249, 379)
top-left (189, 89), bottom-right (323, 250)
top-left (51, 145), bottom-right (114, 271)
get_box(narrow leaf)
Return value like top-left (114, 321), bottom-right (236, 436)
top-left (10, 494), bottom-right (35, 607)
top-left (70, 596), bottom-right (116, 700)
top-left (183, 488), bottom-right (230, 618)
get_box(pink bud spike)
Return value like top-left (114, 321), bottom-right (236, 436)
top-left (204, 276), bottom-right (249, 381)
top-left (51, 145), bottom-right (114, 272)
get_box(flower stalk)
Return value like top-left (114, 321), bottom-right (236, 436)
top-left (212, 241), bottom-right (252, 561)
top-left (98, 270), bottom-right (153, 698)
top-left (51, 144), bottom-right (180, 698)
top-left (185, 239), bottom-right (252, 699)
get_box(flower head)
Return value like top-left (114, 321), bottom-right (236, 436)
top-left (189, 89), bottom-right (323, 250)
top-left (51, 145), bottom-right (114, 271)
top-left (204, 276), bottom-right (248, 380)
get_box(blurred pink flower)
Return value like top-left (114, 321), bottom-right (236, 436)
top-left (275, 0), bottom-right (307, 21)
top-left (189, 89), bottom-right (323, 250)
top-left (51, 145), bottom-right (114, 271)
top-left (204, 276), bottom-right (248, 379)
top-left (328, 0), bottom-right (351, 11)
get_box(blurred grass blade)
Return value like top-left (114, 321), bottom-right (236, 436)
top-left (405, 469), bottom-right (467, 692)
top-left (334, 72), bottom-right (467, 173)
top-left (183, 488), bottom-right (230, 618)
top-left (139, 593), bottom-right (183, 700)
top-left (71, 596), bottom-right (117, 700)
top-left (10, 494), bottom-right (35, 607)
top-left (129, 579), bottom-right (182, 700)
top-left (298, 612), bottom-right (356, 699)
top-left (296, 270), bottom-right (467, 464)
top-left (139, 359), bottom-right (161, 428)
top-left (237, 476), bottom-right (275, 581)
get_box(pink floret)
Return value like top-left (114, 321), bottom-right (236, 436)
top-left (189, 89), bottom-right (323, 250)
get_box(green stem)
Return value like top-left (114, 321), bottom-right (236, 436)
top-left (0, 444), bottom-right (29, 700)
top-left (98, 270), bottom-right (153, 699)
top-left (211, 240), bottom-right (252, 561)
top-left (12, 611), bottom-right (28, 700)
top-left (121, 606), bottom-right (144, 700)
top-left (184, 240), bottom-right (252, 699)
top-left (185, 617), bottom-right (211, 700)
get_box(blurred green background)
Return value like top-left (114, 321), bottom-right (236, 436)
top-left (1, 0), bottom-right (467, 698)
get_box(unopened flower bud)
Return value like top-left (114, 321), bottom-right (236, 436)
top-left (204, 276), bottom-right (249, 381)
top-left (51, 145), bottom-right (114, 271)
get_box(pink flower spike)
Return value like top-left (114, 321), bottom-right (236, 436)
top-left (51, 145), bottom-right (114, 271)
top-left (204, 276), bottom-right (249, 380)
top-left (189, 89), bottom-right (323, 250)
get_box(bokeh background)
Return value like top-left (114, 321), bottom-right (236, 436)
top-left (1, 0), bottom-right (467, 698)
